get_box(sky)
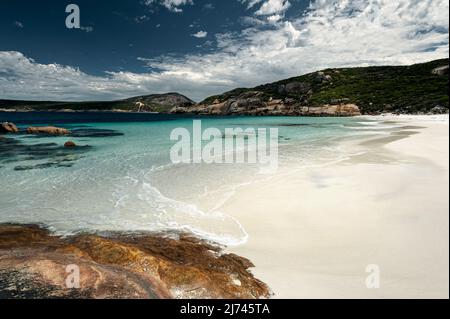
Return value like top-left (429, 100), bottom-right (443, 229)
top-left (0, 0), bottom-right (448, 102)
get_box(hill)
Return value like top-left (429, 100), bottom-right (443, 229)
top-left (0, 93), bottom-right (194, 113)
top-left (1, 59), bottom-right (448, 116)
top-left (173, 59), bottom-right (449, 116)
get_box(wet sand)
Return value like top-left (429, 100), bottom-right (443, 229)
top-left (225, 115), bottom-right (449, 299)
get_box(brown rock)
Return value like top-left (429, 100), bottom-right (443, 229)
top-left (306, 104), bottom-right (361, 116)
top-left (1, 122), bottom-right (19, 133)
top-left (64, 141), bottom-right (77, 148)
top-left (267, 99), bottom-right (283, 106)
top-left (27, 126), bottom-right (70, 135)
top-left (208, 102), bottom-right (228, 115)
top-left (337, 104), bottom-right (361, 116)
top-left (0, 224), bottom-right (271, 299)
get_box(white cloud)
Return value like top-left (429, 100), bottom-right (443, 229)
top-left (240, 0), bottom-right (290, 16)
top-left (255, 0), bottom-right (291, 16)
top-left (192, 30), bottom-right (208, 38)
top-left (0, 51), bottom-right (229, 102)
top-left (0, 0), bottom-right (448, 102)
top-left (143, 0), bottom-right (193, 13)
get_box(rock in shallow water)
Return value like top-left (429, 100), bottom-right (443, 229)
top-left (1, 122), bottom-right (19, 134)
top-left (0, 136), bottom-right (91, 170)
top-left (27, 126), bottom-right (71, 135)
top-left (69, 128), bottom-right (124, 138)
top-left (64, 141), bottom-right (77, 148)
top-left (0, 224), bottom-right (271, 299)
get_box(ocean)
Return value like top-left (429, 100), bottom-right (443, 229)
top-left (0, 112), bottom-right (385, 245)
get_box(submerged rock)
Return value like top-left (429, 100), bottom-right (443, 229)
top-left (0, 136), bottom-right (91, 170)
top-left (64, 141), bottom-right (77, 148)
top-left (69, 128), bottom-right (124, 138)
top-left (1, 122), bottom-right (19, 134)
top-left (27, 126), bottom-right (71, 135)
top-left (0, 224), bottom-right (271, 299)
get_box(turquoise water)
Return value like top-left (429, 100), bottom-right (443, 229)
top-left (0, 113), bottom-right (387, 244)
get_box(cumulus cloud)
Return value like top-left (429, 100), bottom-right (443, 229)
top-left (255, 0), bottom-right (291, 16)
top-left (240, 0), bottom-right (290, 17)
top-left (0, 51), bottom-right (229, 101)
top-left (192, 30), bottom-right (208, 38)
top-left (142, 0), bottom-right (193, 13)
top-left (0, 0), bottom-right (448, 102)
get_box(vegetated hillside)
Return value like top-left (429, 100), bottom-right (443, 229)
top-left (0, 93), bottom-right (194, 113)
top-left (1, 60), bottom-right (448, 115)
top-left (200, 59), bottom-right (449, 115)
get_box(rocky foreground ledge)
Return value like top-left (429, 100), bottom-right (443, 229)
top-left (0, 224), bottom-right (270, 299)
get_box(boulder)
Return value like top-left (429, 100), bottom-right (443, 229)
top-left (229, 100), bottom-right (246, 113)
top-left (0, 224), bottom-right (271, 299)
top-left (170, 106), bottom-right (188, 114)
top-left (284, 98), bottom-right (296, 105)
top-left (1, 122), bottom-right (19, 133)
top-left (247, 98), bottom-right (264, 109)
top-left (429, 106), bottom-right (449, 114)
top-left (284, 82), bottom-right (311, 95)
top-left (299, 106), bottom-right (310, 114)
top-left (432, 65), bottom-right (449, 76)
top-left (308, 105), bottom-right (338, 116)
top-left (313, 71), bottom-right (332, 84)
top-left (307, 104), bottom-right (361, 116)
top-left (64, 141), bottom-right (77, 148)
top-left (27, 126), bottom-right (70, 135)
top-left (208, 102), bottom-right (228, 114)
top-left (337, 104), bottom-right (361, 116)
top-left (267, 99), bottom-right (283, 106)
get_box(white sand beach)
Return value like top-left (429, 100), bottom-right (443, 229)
top-left (226, 115), bottom-right (449, 299)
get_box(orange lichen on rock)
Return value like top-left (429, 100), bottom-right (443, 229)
top-left (0, 224), bottom-right (271, 299)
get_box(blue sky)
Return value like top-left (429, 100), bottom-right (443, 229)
top-left (0, 0), bottom-right (448, 101)
top-left (1, 0), bottom-right (311, 75)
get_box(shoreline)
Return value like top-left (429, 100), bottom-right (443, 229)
top-left (225, 114), bottom-right (449, 299)
top-left (0, 114), bottom-right (448, 299)
top-left (2, 109), bottom-right (449, 115)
